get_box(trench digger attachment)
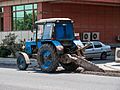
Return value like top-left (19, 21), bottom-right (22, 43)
top-left (60, 43), bottom-right (104, 72)
top-left (60, 54), bottom-right (104, 72)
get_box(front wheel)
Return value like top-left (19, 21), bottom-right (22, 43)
top-left (37, 44), bottom-right (59, 73)
top-left (17, 55), bottom-right (28, 70)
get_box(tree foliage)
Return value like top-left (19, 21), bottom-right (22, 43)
top-left (14, 11), bottom-right (37, 30)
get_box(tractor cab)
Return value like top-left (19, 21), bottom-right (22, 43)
top-left (35, 18), bottom-right (74, 41)
top-left (34, 18), bottom-right (80, 53)
top-left (26, 18), bottom-right (83, 55)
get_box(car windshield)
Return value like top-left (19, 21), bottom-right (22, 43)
top-left (55, 22), bottom-right (74, 40)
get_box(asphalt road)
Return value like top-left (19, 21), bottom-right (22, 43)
top-left (0, 67), bottom-right (120, 90)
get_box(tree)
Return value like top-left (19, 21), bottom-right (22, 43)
top-left (14, 11), bottom-right (36, 30)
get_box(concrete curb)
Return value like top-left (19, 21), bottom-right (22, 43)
top-left (0, 58), bottom-right (16, 65)
top-left (0, 57), bottom-right (120, 73)
top-left (104, 62), bottom-right (120, 71)
top-left (0, 58), bottom-right (38, 67)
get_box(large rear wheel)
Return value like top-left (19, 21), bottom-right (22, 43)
top-left (37, 44), bottom-right (59, 73)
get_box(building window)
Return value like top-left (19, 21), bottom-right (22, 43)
top-left (12, 4), bottom-right (37, 31)
top-left (0, 7), bottom-right (3, 31)
top-left (0, 7), bottom-right (3, 12)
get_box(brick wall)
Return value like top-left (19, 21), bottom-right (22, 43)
top-left (40, 2), bottom-right (120, 44)
top-left (37, 2), bottom-right (43, 20)
top-left (3, 6), bottom-right (11, 31)
top-left (86, 0), bottom-right (120, 3)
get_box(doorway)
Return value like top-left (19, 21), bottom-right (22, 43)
top-left (0, 7), bottom-right (3, 31)
top-left (1, 16), bottom-right (3, 31)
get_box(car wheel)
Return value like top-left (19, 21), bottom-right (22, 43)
top-left (101, 52), bottom-right (107, 60)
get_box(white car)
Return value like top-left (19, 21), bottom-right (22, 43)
top-left (83, 41), bottom-right (112, 60)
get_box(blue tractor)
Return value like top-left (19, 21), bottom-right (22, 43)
top-left (17, 18), bottom-right (103, 72)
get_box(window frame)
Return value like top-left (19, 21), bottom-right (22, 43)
top-left (12, 4), bottom-right (37, 31)
top-left (42, 23), bottom-right (54, 40)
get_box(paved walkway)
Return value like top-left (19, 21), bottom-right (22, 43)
top-left (0, 58), bottom-right (16, 65)
top-left (0, 57), bottom-right (120, 72)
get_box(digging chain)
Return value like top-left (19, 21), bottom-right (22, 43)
top-left (62, 54), bottom-right (104, 72)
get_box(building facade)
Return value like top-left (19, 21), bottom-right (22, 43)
top-left (0, 0), bottom-right (120, 45)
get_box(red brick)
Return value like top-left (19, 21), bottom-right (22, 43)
top-left (41, 2), bottom-right (120, 43)
top-left (3, 6), bottom-right (12, 31)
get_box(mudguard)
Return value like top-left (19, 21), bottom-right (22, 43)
top-left (52, 41), bottom-right (64, 54)
top-left (17, 52), bottom-right (30, 64)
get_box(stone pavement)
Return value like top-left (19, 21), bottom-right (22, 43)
top-left (0, 57), bottom-right (120, 72)
top-left (0, 58), bottom-right (16, 65)
top-left (98, 62), bottom-right (120, 71)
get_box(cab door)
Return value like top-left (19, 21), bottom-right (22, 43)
top-left (55, 23), bottom-right (64, 40)
top-left (55, 23), bottom-right (74, 40)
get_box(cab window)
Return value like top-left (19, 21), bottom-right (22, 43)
top-left (42, 23), bottom-right (54, 39)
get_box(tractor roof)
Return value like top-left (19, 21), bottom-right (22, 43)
top-left (35, 18), bottom-right (72, 24)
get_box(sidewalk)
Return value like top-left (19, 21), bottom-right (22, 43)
top-left (0, 57), bottom-right (120, 72)
top-left (100, 62), bottom-right (120, 71)
top-left (0, 58), bottom-right (16, 65)
top-left (0, 57), bottom-right (38, 67)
